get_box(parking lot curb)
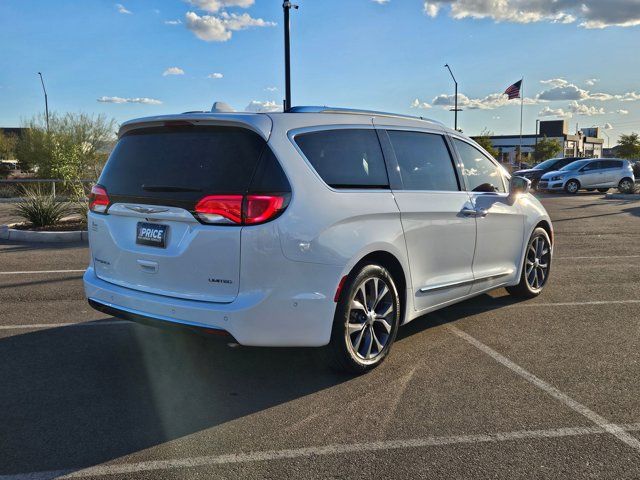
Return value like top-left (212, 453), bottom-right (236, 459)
top-left (605, 193), bottom-right (640, 200)
top-left (0, 223), bottom-right (88, 243)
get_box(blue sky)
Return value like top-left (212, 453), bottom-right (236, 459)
top-left (1, 0), bottom-right (639, 142)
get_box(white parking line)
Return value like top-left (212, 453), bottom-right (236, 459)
top-left (555, 255), bottom-right (640, 260)
top-left (447, 324), bottom-right (640, 452)
top-left (511, 299), bottom-right (640, 308)
top-left (2, 423), bottom-right (639, 480)
top-left (0, 269), bottom-right (85, 275)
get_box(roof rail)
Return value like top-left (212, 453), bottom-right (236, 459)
top-left (287, 106), bottom-right (445, 126)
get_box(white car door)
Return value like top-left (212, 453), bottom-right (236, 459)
top-left (379, 128), bottom-right (476, 312)
top-left (450, 137), bottom-right (525, 293)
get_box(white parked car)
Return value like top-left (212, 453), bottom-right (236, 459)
top-left (84, 107), bottom-right (553, 372)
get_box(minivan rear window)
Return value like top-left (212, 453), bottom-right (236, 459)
top-left (99, 125), bottom-right (277, 206)
top-left (294, 129), bottom-right (389, 189)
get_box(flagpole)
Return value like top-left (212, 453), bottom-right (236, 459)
top-left (519, 77), bottom-right (524, 164)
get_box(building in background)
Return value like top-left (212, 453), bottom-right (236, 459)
top-left (480, 120), bottom-right (604, 165)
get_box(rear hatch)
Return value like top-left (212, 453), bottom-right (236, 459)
top-left (90, 123), bottom-right (286, 303)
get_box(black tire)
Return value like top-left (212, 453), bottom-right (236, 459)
top-left (597, 188), bottom-right (609, 193)
top-left (564, 179), bottom-right (580, 194)
top-left (618, 178), bottom-right (635, 194)
top-left (325, 264), bottom-right (401, 374)
top-left (531, 179), bottom-right (539, 191)
top-left (506, 227), bottom-right (552, 299)
top-left (585, 188), bottom-right (595, 192)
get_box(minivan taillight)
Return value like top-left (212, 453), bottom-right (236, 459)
top-left (195, 195), bottom-right (243, 224)
top-left (89, 185), bottom-right (110, 214)
top-left (195, 194), bottom-right (288, 225)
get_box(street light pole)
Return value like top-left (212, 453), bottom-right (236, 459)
top-left (37, 72), bottom-right (50, 132)
top-left (444, 64), bottom-right (461, 131)
top-left (283, 1), bottom-right (298, 112)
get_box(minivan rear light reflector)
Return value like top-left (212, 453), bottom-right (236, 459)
top-left (244, 195), bottom-right (286, 225)
top-left (195, 195), bottom-right (243, 224)
top-left (89, 185), bottom-right (110, 214)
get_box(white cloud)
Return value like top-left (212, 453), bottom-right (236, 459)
top-left (186, 0), bottom-right (254, 13)
top-left (422, 1), bottom-right (640, 29)
top-left (616, 109), bottom-right (630, 115)
top-left (115, 3), bottom-right (132, 14)
top-left (97, 96), bottom-right (162, 105)
top-left (163, 67), bottom-right (185, 76)
top-left (411, 98), bottom-right (432, 109)
top-left (245, 100), bottom-right (281, 113)
top-left (165, 19), bottom-right (182, 25)
top-left (265, 86), bottom-right (278, 92)
top-left (372, 0), bottom-right (390, 4)
top-left (539, 106), bottom-right (571, 118)
top-left (540, 78), bottom-right (569, 88)
top-left (537, 83), bottom-right (589, 101)
top-left (585, 78), bottom-right (599, 86)
top-left (431, 92), bottom-right (537, 110)
top-left (185, 11), bottom-right (275, 42)
top-left (566, 101), bottom-right (605, 116)
top-left (208, 72), bottom-right (224, 79)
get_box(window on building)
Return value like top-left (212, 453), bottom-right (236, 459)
top-left (453, 139), bottom-right (506, 193)
top-left (386, 131), bottom-right (459, 191)
top-left (294, 129), bottom-right (389, 189)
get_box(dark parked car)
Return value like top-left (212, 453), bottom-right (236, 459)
top-left (513, 157), bottom-right (583, 190)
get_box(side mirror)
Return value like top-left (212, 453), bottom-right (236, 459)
top-left (509, 176), bottom-right (531, 196)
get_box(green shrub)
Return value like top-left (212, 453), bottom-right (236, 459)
top-left (12, 187), bottom-right (71, 227)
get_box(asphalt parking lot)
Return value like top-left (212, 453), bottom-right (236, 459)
top-left (1, 193), bottom-right (639, 479)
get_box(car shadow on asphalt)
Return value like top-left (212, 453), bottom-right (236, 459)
top-left (0, 289), bottom-right (529, 476)
top-left (0, 322), bottom-right (353, 476)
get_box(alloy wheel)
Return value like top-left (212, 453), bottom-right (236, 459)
top-left (346, 277), bottom-right (395, 361)
top-left (525, 235), bottom-right (551, 290)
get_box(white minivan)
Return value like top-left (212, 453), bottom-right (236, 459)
top-left (84, 107), bottom-right (553, 372)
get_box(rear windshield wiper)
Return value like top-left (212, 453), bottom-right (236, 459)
top-left (142, 185), bottom-right (203, 193)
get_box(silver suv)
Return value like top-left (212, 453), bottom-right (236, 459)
top-left (84, 106), bottom-right (553, 372)
top-left (539, 158), bottom-right (635, 194)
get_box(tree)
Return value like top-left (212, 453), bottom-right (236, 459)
top-left (617, 133), bottom-right (640, 160)
top-left (15, 112), bottom-right (117, 178)
top-left (533, 136), bottom-right (562, 163)
top-left (0, 131), bottom-right (17, 160)
top-left (475, 129), bottom-right (499, 159)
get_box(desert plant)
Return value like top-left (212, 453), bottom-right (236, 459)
top-left (12, 187), bottom-right (72, 228)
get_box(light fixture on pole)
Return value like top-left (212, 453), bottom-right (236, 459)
top-left (283, 1), bottom-right (298, 112)
top-left (37, 72), bottom-right (50, 132)
top-left (444, 64), bottom-right (461, 131)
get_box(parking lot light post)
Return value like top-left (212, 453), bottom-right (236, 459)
top-left (37, 72), bottom-right (49, 133)
top-left (283, 1), bottom-right (298, 112)
top-left (444, 64), bottom-right (461, 131)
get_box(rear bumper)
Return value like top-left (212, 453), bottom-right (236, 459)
top-left (84, 264), bottom-right (341, 347)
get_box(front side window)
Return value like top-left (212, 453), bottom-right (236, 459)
top-left (294, 129), bottom-right (389, 189)
top-left (387, 131), bottom-right (459, 191)
top-left (453, 139), bottom-right (506, 193)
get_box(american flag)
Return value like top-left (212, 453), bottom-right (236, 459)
top-left (504, 80), bottom-right (522, 100)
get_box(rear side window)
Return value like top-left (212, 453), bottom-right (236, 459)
top-left (387, 131), bottom-right (459, 191)
top-left (294, 129), bottom-right (389, 189)
top-left (99, 125), bottom-right (275, 205)
top-left (602, 160), bottom-right (622, 169)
